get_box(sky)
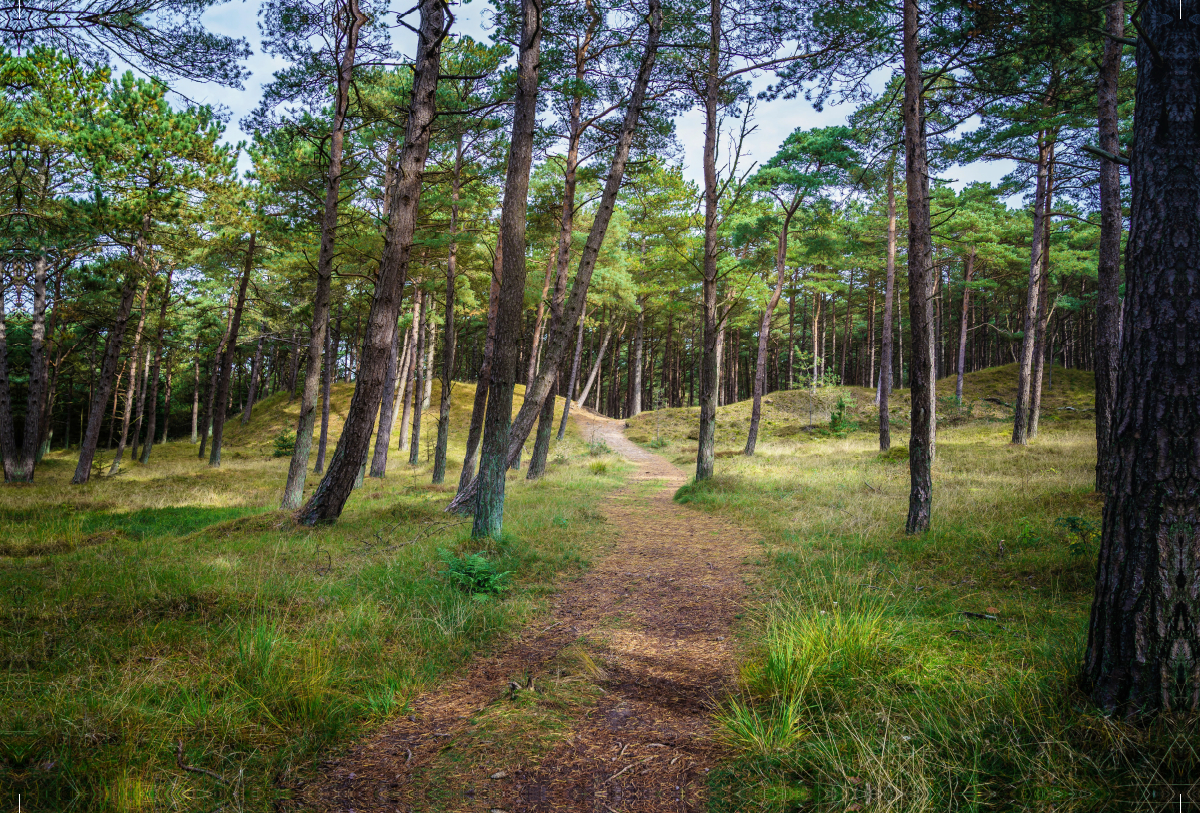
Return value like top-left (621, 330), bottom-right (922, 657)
top-left (169, 0), bottom-right (1017, 199)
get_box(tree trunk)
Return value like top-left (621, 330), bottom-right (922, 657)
top-left (242, 327), bottom-right (265, 425)
top-left (209, 233), bottom-right (255, 467)
top-left (160, 360), bottom-right (173, 445)
top-left (314, 314), bottom-right (335, 473)
top-left (456, 250), bottom-right (499, 496)
top-left (574, 321), bottom-right (615, 409)
top-left (956, 247), bottom-right (974, 402)
top-left (1012, 133), bottom-right (1052, 445)
top-left (280, 0), bottom-right (367, 509)
top-left (369, 313), bottom-right (404, 477)
top-left (141, 269), bottom-right (173, 463)
top-left (110, 283), bottom-right (150, 475)
top-left (72, 277), bottom-right (138, 484)
top-left (422, 317), bottom-right (436, 411)
top-left (1028, 157), bottom-right (1055, 438)
top-left (903, 0), bottom-right (935, 534)
top-left (399, 303), bottom-right (419, 453)
top-left (191, 353), bottom-right (199, 443)
top-left (131, 346), bottom-right (150, 462)
top-left (16, 257), bottom-right (50, 480)
top-left (630, 297), bottom-right (645, 416)
top-left (878, 154), bottom-right (897, 456)
top-left (746, 206), bottom-right (796, 456)
top-left (432, 140), bottom-right (462, 485)
top-left (695, 0), bottom-right (722, 482)
top-left (0, 280), bottom-right (17, 481)
top-left (556, 301), bottom-right (587, 441)
top-left (1084, 3), bottom-right (1200, 715)
top-left (297, 0), bottom-right (444, 524)
top-left (409, 289), bottom-right (428, 465)
top-left (1094, 0), bottom-right (1124, 492)
top-left (471, 0), bottom-right (542, 538)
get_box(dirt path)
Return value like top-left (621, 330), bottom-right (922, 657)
top-left (292, 412), bottom-right (756, 812)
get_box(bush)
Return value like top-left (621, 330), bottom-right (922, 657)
top-left (1054, 515), bottom-right (1099, 556)
top-left (648, 436), bottom-right (669, 449)
top-left (587, 439), bottom-right (612, 456)
top-left (272, 428), bottom-right (297, 457)
top-left (437, 548), bottom-right (512, 598)
top-left (829, 395), bottom-right (858, 435)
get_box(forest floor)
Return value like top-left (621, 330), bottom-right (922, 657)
top-left (292, 410), bottom-right (758, 812)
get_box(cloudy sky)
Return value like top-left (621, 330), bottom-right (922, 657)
top-left (169, 0), bottom-right (1016, 197)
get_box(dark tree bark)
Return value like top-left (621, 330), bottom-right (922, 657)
top-left (159, 360), bottom-right (173, 445)
top-left (1094, 0), bottom-right (1124, 492)
top-left (141, 268), bottom-right (174, 464)
top-left (297, 0), bottom-right (444, 524)
top-left (903, 0), bottom-right (935, 534)
top-left (1084, 1), bottom-right (1200, 716)
top-left (191, 352), bottom-right (200, 443)
top-left (281, 0), bottom-right (367, 509)
top-left (110, 283), bottom-right (149, 475)
top-left (955, 247), bottom-right (974, 402)
top-left (696, 0), bottom-right (720, 482)
top-left (471, 0), bottom-right (541, 538)
top-left (456, 257), bottom-right (497, 496)
top-left (209, 233), bottom-right (255, 468)
top-left (72, 277), bottom-right (138, 484)
top-left (1028, 160), bottom-right (1055, 438)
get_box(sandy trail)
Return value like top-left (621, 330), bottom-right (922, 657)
top-left (292, 410), bottom-right (756, 812)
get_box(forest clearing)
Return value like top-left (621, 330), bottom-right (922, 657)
top-left (3, 0), bottom-right (1200, 809)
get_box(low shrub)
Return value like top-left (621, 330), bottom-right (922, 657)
top-left (438, 548), bottom-right (512, 598)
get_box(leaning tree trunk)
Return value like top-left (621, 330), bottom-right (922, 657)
top-left (878, 156), bottom-right (896, 450)
top-left (573, 321), bottom-right (615, 410)
top-left (369, 316), bottom-right (404, 478)
top-left (471, 0), bottom-right (542, 539)
top-left (557, 301), bottom-right (587, 441)
top-left (209, 233), bottom-right (255, 468)
top-left (72, 277), bottom-right (138, 484)
top-left (446, 0), bottom-right (661, 515)
top-left (1094, 0), bottom-right (1124, 493)
top-left (1084, 1), bottom-right (1200, 716)
top-left (903, 0), bottom-right (935, 534)
top-left (297, 0), bottom-right (444, 525)
top-left (140, 268), bottom-right (173, 464)
top-left (746, 206), bottom-right (796, 456)
top-left (280, 0), bottom-right (367, 509)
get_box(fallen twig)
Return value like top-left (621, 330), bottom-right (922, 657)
top-left (962, 611), bottom-right (998, 621)
top-left (176, 739), bottom-right (227, 784)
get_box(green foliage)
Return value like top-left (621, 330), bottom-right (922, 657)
top-left (828, 395), bottom-right (858, 435)
top-left (587, 460), bottom-right (609, 475)
top-left (272, 428), bottom-right (297, 457)
top-left (438, 548), bottom-right (513, 598)
top-left (587, 439), bottom-right (612, 456)
top-left (1054, 515), bottom-right (1099, 556)
top-left (877, 445), bottom-right (909, 463)
top-left (648, 436), bottom-right (669, 449)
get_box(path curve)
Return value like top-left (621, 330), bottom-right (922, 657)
top-left (292, 411), bottom-right (756, 812)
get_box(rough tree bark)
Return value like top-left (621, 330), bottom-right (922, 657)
top-left (471, 0), bottom-right (541, 538)
top-left (1028, 158), bottom-right (1055, 439)
top-left (695, 0), bottom-right (722, 482)
top-left (456, 252), bottom-right (498, 497)
top-left (241, 327), bottom-right (265, 425)
top-left (903, 0), bottom-right (935, 534)
top-left (297, 0), bottom-right (444, 524)
top-left (432, 140), bottom-right (461, 484)
top-left (1094, 0), bottom-right (1124, 492)
top-left (408, 289), bottom-right (428, 465)
top-left (209, 233), bottom-right (255, 468)
top-left (280, 0), bottom-right (368, 509)
top-left (0, 279), bottom-right (16, 481)
top-left (368, 314), bottom-right (403, 477)
top-left (556, 301), bottom-right (587, 441)
top-left (1084, 0), bottom-right (1200, 716)
top-left (314, 315), bottom-right (335, 474)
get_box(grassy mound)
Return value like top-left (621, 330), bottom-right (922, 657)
top-left (1, 383), bottom-right (623, 812)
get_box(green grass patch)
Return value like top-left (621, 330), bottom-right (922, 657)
top-left (1, 382), bottom-right (624, 812)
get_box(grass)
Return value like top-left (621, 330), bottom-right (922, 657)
top-left (629, 365), bottom-right (1196, 811)
top-left (1, 381), bottom-right (629, 812)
